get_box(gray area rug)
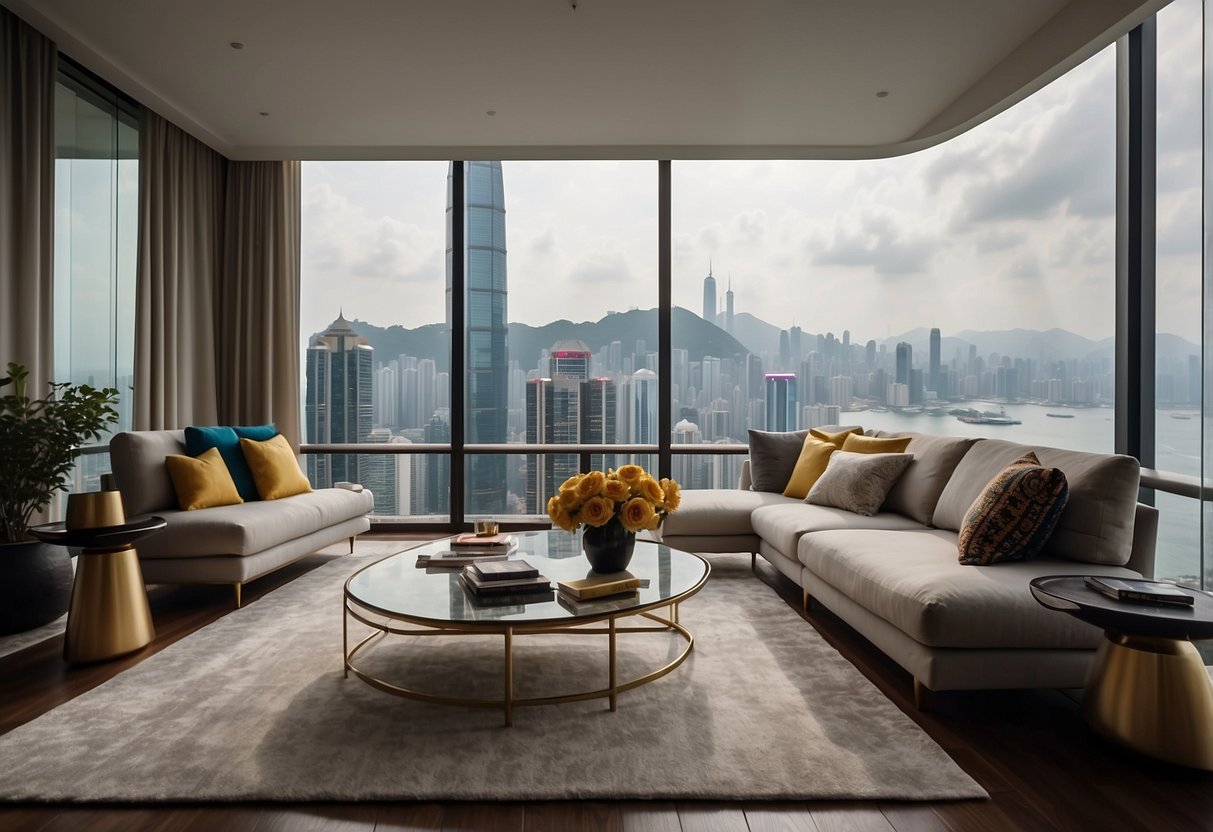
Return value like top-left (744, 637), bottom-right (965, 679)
top-left (0, 551), bottom-right (986, 802)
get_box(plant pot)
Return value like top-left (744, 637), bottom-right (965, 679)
top-left (582, 520), bottom-right (636, 573)
top-left (0, 540), bottom-right (73, 635)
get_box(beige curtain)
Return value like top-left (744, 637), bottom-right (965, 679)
top-left (134, 110), bottom-right (225, 429)
top-left (0, 8), bottom-right (55, 397)
top-left (216, 161), bottom-right (302, 448)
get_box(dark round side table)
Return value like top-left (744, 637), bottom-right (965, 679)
top-left (30, 515), bottom-right (167, 664)
top-left (1030, 575), bottom-right (1213, 770)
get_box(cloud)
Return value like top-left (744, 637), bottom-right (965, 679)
top-left (813, 212), bottom-right (935, 275)
top-left (530, 228), bottom-right (556, 254)
top-left (569, 248), bottom-right (633, 285)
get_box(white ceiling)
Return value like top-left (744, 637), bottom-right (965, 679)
top-left (8, 0), bottom-right (1169, 160)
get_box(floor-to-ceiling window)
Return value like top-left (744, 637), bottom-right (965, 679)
top-left (53, 62), bottom-right (138, 495)
top-left (671, 45), bottom-right (1116, 487)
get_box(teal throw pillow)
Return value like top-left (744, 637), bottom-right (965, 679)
top-left (184, 424), bottom-right (278, 502)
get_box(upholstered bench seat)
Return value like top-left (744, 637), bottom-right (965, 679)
top-left (751, 503), bottom-right (925, 561)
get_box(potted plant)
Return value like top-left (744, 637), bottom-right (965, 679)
top-left (0, 363), bottom-right (119, 634)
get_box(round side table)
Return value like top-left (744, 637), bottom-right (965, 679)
top-left (30, 515), bottom-right (167, 664)
top-left (1030, 575), bottom-right (1213, 769)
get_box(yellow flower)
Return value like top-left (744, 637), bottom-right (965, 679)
top-left (638, 475), bottom-right (665, 507)
top-left (602, 478), bottom-right (630, 503)
top-left (660, 478), bottom-right (681, 512)
top-left (576, 470), bottom-right (606, 499)
top-left (615, 464), bottom-right (645, 490)
top-left (558, 487), bottom-right (581, 511)
top-left (579, 495), bottom-right (615, 527)
top-left (620, 496), bottom-right (659, 532)
top-left (547, 496), bottom-right (576, 532)
top-left (560, 474), bottom-right (583, 492)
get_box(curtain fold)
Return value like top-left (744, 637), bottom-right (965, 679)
top-left (0, 8), bottom-right (55, 397)
top-left (216, 161), bottom-right (302, 448)
top-left (133, 110), bottom-right (225, 429)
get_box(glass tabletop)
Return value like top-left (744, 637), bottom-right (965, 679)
top-left (345, 530), bottom-right (709, 626)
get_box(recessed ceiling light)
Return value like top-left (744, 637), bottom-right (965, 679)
top-left (259, 111), bottom-right (269, 117)
top-left (230, 42), bottom-right (244, 50)
top-left (486, 110), bottom-right (497, 117)
top-left (876, 90), bottom-right (889, 98)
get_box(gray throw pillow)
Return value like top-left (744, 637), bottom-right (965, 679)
top-left (747, 429), bottom-right (810, 492)
top-left (807, 451), bottom-right (914, 516)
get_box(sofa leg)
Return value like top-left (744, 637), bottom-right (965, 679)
top-left (751, 552), bottom-right (757, 570)
top-left (802, 588), bottom-right (811, 611)
top-left (233, 583), bottom-right (242, 609)
top-left (349, 535), bottom-right (356, 554)
top-left (913, 678), bottom-right (928, 711)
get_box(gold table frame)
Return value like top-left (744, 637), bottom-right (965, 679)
top-left (342, 555), bottom-right (709, 726)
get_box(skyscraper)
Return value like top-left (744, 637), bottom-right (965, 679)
top-left (305, 312), bottom-right (374, 488)
top-left (725, 277), bottom-right (735, 335)
top-left (447, 161), bottom-right (508, 515)
top-left (896, 341), bottom-right (913, 386)
top-left (764, 373), bottom-right (798, 431)
top-left (702, 265), bottom-right (716, 323)
top-left (928, 327), bottom-right (942, 397)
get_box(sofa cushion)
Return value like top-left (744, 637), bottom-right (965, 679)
top-left (164, 447), bottom-right (244, 511)
top-left (661, 489), bottom-right (797, 538)
top-left (782, 437), bottom-right (836, 499)
top-left (241, 435), bottom-right (313, 500)
top-left (875, 432), bottom-right (978, 525)
top-left (809, 426), bottom-right (863, 448)
top-left (799, 528), bottom-right (1141, 649)
top-left (752, 502), bottom-right (925, 559)
top-left (958, 452), bottom-right (1069, 565)
top-left (841, 433), bottom-right (911, 454)
top-left (932, 439), bottom-right (1140, 566)
top-left (138, 488), bottom-right (373, 558)
top-left (807, 451), bottom-right (913, 516)
top-left (747, 429), bottom-right (811, 492)
top-left (110, 430), bottom-right (188, 516)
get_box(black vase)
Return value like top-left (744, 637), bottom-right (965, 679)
top-left (0, 540), bottom-right (73, 635)
top-left (582, 520), bottom-right (636, 573)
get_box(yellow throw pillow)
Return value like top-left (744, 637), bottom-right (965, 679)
top-left (809, 427), bottom-right (862, 449)
top-left (164, 447), bottom-right (244, 510)
top-left (783, 437), bottom-right (837, 499)
top-left (841, 434), bottom-right (912, 454)
top-left (240, 434), bottom-right (313, 500)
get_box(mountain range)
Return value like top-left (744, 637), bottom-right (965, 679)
top-left (320, 310), bottom-right (1200, 373)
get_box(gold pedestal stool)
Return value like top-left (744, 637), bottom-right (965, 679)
top-left (31, 493), bottom-right (167, 664)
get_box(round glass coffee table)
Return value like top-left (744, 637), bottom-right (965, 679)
top-left (343, 530), bottom-right (710, 725)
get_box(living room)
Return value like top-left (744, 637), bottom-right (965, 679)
top-left (2, 0), bottom-right (1211, 829)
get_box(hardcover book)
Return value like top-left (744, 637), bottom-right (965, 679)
top-left (451, 532), bottom-right (515, 549)
top-left (1084, 576), bottom-right (1195, 607)
top-left (556, 573), bottom-right (642, 600)
top-left (471, 559), bottom-right (540, 581)
top-left (459, 570), bottom-right (551, 596)
top-left (415, 552), bottom-right (508, 568)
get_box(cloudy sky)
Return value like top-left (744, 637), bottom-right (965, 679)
top-left (301, 0), bottom-right (1202, 346)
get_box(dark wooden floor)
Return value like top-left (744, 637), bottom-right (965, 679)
top-left (1, 536), bottom-right (1211, 832)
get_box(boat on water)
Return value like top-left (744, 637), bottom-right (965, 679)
top-left (1046, 412), bottom-right (1075, 419)
top-left (955, 407), bottom-right (1022, 426)
top-left (1171, 413), bottom-right (1193, 420)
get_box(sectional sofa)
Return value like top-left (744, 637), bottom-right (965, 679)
top-left (660, 430), bottom-right (1158, 703)
top-left (109, 430), bottom-right (373, 607)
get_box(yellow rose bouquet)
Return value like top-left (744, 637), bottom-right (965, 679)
top-left (546, 464), bottom-right (681, 534)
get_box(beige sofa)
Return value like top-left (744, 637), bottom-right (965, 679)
top-left (660, 431), bottom-right (1158, 701)
top-left (110, 430), bottom-right (373, 607)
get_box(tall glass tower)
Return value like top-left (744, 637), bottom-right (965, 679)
top-left (446, 161), bottom-right (509, 515)
top-left (702, 265), bottom-right (717, 323)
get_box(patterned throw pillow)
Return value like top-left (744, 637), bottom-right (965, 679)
top-left (806, 451), bottom-right (913, 516)
top-left (958, 451), bottom-right (1069, 565)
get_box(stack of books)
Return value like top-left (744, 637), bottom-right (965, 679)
top-left (1084, 576), bottom-right (1195, 607)
top-left (458, 559), bottom-right (551, 598)
top-left (415, 532), bottom-right (518, 568)
top-left (555, 573), bottom-right (642, 611)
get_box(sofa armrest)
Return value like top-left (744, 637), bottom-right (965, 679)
top-left (739, 458), bottom-right (752, 491)
top-left (1126, 502), bottom-right (1158, 579)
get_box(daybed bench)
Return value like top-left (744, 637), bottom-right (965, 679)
top-left (109, 429), bottom-right (373, 607)
top-left (660, 429), bottom-right (1158, 702)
